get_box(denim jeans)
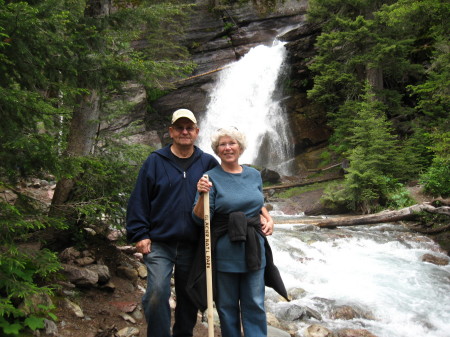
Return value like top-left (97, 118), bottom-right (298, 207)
top-left (142, 241), bottom-right (198, 337)
top-left (215, 269), bottom-right (267, 337)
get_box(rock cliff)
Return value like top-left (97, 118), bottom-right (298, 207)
top-left (101, 0), bottom-right (332, 174)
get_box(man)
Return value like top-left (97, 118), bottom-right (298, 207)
top-left (126, 108), bottom-right (219, 337)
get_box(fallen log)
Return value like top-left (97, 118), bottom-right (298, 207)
top-left (276, 201), bottom-right (449, 228)
top-left (263, 176), bottom-right (342, 192)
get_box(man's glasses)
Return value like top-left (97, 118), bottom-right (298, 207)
top-left (172, 125), bottom-right (196, 133)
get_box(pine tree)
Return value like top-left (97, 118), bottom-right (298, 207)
top-left (0, 0), bottom-right (195, 333)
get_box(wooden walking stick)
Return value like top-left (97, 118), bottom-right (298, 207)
top-left (203, 174), bottom-right (214, 337)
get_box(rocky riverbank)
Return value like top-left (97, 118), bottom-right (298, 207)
top-left (7, 176), bottom-right (448, 337)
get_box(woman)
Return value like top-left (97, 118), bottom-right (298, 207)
top-left (191, 127), bottom-right (288, 337)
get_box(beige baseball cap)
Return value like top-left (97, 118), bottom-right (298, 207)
top-left (171, 109), bottom-right (197, 124)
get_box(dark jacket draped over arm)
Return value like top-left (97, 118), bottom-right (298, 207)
top-left (186, 212), bottom-right (289, 311)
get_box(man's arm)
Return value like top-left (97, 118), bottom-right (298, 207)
top-left (126, 157), bottom-right (153, 245)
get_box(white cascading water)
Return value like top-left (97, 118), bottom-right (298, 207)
top-left (266, 221), bottom-right (450, 337)
top-left (197, 41), bottom-right (294, 175)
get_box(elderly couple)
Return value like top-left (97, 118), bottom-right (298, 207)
top-left (126, 109), bottom-right (288, 337)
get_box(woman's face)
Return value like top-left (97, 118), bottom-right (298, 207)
top-left (217, 136), bottom-right (241, 164)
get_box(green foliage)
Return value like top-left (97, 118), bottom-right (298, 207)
top-left (321, 85), bottom-right (410, 213)
top-left (306, 0), bottom-right (449, 210)
top-left (420, 131), bottom-right (450, 198)
top-left (408, 37), bottom-right (450, 124)
top-left (57, 142), bottom-right (152, 234)
top-left (0, 0), bottom-right (195, 183)
top-left (0, 201), bottom-right (62, 335)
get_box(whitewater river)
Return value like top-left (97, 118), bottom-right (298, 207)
top-left (266, 215), bottom-right (450, 337)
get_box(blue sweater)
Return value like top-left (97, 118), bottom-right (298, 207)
top-left (126, 145), bottom-right (219, 243)
top-left (193, 165), bottom-right (266, 272)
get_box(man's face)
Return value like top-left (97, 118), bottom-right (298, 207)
top-left (169, 118), bottom-right (199, 147)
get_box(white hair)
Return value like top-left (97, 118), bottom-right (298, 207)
top-left (210, 126), bottom-right (247, 155)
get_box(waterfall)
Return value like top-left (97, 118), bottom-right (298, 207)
top-left (197, 41), bottom-right (294, 175)
top-left (266, 221), bottom-right (450, 337)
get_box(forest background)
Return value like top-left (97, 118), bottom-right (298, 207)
top-left (0, 0), bottom-right (448, 335)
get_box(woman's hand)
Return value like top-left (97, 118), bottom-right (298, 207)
top-left (197, 176), bottom-right (212, 194)
top-left (260, 207), bottom-right (274, 236)
top-left (261, 216), bottom-right (274, 236)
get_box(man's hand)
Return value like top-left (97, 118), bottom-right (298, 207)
top-left (136, 238), bottom-right (152, 254)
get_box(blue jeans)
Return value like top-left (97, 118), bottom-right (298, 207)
top-left (215, 269), bottom-right (267, 337)
top-left (142, 241), bottom-right (198, 337)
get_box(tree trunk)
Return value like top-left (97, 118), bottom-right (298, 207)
top-left (50, 0), bottom-right (110, 218)
top-left (281, 202), bottom-right (450, 228)
top-left (50, 91), bottom-right (100, 216)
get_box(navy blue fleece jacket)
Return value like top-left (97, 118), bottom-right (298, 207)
top-left (126, 145), bottom-right (219, 244)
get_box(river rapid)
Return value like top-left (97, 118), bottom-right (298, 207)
top-left (266, 214), bottom-right (450, 337)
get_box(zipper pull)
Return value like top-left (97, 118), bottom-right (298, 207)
top-left (184, 171), bottom-right (186, 178)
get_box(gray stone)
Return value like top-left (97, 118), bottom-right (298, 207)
top-left (268, 324), bottom-right (291, 337)
top-left (86, 264), bottom-right (111, 283)
top-left (117, 266), bottom-right (139, 281)
top-left (44, 319), bottom-right (58, 336)
top-left (64, 298), bottom-right (84, 318)
top-left (116, 326), bottom-right (140, 337)
top-left (62, 263), bottom-right (99, 286)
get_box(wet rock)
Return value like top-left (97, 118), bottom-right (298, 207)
top-left (267, 312), bottom-right (283, 329)
top-left (261, 167), bottom-right (281, 184)
top-left (422, 253), bottom-right (449, 266)
top-left (281, 304), bottom-right (306, 321)
top-left (268, 325), bottom-right (291, 337)
top-left (305, 324), bottom-right (333, 337)
top-left (305, 307), bottom-right (322, 321)
top-left (336, 328), bottom-right (378, 337)
top-left (331, 305), bottom-right (374, 320)
top-left (288, 287), bottom-right (306, 300)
